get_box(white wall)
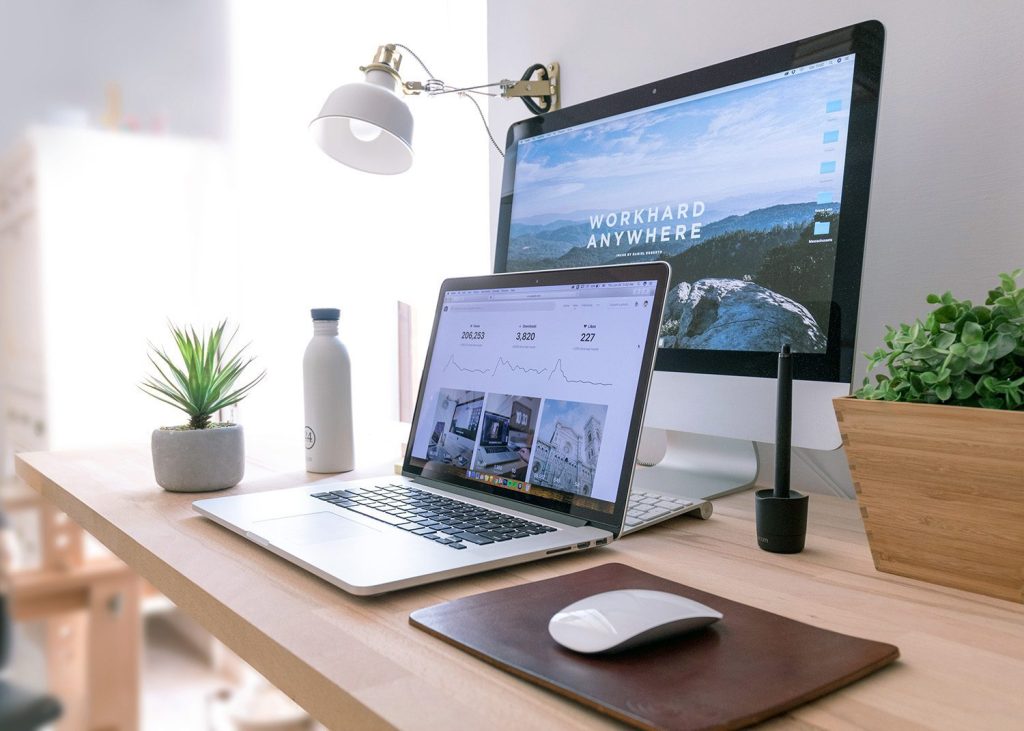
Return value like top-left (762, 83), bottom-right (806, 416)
top-left (0, 0), bottom-right (228, 149)
top-left (487, 0), bottom-right (1024, 496)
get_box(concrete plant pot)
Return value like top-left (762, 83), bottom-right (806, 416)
top-left (151, 423), bottom-right (245, 493)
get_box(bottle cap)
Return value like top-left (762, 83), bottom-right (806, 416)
top-left (310, 308), bottom-right (340, 321)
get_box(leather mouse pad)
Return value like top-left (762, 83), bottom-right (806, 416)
top-left (410, 563), bottom-right (898, 730)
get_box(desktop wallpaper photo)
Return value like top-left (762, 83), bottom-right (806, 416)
top-left (506, 61), bottom-right (856, 354)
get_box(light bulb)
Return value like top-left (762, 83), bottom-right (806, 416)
top-left (349, 118), bottom-right (383, 142)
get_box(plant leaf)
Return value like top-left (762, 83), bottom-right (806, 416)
top-left (966, 342), bottom-right (989, 365)
top-left (961, 321), bottom-right (984, 346)
top-left (953, 379), bottom-right (975, 400)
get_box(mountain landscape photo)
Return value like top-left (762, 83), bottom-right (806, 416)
top-left (508, 202), bottom-right (839, 353)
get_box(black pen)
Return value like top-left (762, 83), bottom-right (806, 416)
top-left (774, 344), bottom-right (792, 499)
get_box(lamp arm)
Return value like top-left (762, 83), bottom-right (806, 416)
top-left (359, 43), bottom-right (559, 158)
top-left (385, 43), bottom-right (560, 112)
top-left (426, 82), bottom-right (501, 96)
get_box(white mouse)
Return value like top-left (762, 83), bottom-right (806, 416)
top-left (548, 589), bottom-right (723, 654)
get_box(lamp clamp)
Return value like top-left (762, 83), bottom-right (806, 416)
top-left (498, 62), bottom-right (560, 111)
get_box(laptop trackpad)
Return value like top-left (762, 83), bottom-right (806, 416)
top-left (254, 512), bottom-right (381, 546)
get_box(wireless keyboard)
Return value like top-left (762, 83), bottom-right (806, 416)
top-left (622, 489), bottom-right (712, 533)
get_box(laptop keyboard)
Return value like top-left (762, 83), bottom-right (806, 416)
top-left (311, 482), bottom-right (557, 549)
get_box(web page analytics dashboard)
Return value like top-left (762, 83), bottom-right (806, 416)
top-left (408, 279), bottom-right (659, 515)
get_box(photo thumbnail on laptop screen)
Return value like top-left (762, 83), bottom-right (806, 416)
top-left (408, 280), bottom-right (658, 514)
top-left (505, 54), bottom-right (856, 354)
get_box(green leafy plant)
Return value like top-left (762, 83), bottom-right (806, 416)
top-left (140, 321), bottom-right (266, 429)
top-left (855, 270), bottom-right (1024, 409)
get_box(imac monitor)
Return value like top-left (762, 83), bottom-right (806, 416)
top-left (493, 21), bottom-right (884, 498)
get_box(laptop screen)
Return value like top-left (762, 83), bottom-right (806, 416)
top-left (405, 263), bottom-right (668, 529)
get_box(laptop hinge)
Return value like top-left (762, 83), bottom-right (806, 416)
top-left (408, 474), bottom-right (589, 528)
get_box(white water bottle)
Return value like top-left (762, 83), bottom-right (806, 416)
top-left (303, 308), bottom-right (354, 472)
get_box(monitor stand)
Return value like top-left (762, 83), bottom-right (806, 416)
top-left (631, 428), bottom-right (759, 501)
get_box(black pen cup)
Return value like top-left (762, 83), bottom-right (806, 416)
top-left (755, 489), bottom-right (808, 554)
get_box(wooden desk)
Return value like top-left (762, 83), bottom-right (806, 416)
top-left (15, 448), bottom-right (1024, 730)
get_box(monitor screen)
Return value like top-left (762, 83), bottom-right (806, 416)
top-left (404, 265), bottom-right (667, 526)
top-left (494, 21), bottom-right (883, 384)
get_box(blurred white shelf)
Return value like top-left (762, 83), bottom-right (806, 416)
top-left (0, 126), bottom-right (234, 479)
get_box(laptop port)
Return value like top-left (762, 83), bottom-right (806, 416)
top-left (546, 546), bottom-right (572, 555)
top-left (576, 542), bottom-right (591, 549)
top-left (596, 538), bottom-right (608, 546)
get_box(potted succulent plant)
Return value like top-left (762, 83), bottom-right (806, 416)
top-left (833, 270), bottom-right (1024, 602)
top-left (141, 321), bottom-right (266, 493)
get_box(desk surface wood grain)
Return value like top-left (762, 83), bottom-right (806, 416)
top-left (15, 447), bottom-right (1024, 730)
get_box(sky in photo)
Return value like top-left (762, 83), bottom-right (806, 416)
top-left (537, 398), bottom-right (607, 440)
top-left (510, 61), bottom-right (855, 224)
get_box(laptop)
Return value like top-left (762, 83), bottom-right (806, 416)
top-left (474, 411), bottom-right (519, 466)
top-left (194, 261), bottom-right (704, 596)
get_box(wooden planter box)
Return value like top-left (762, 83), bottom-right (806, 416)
top-left (833, 396), bottom-right (1024, 603)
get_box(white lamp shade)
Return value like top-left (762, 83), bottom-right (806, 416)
top-left (309, 70), bottom-right (414, 175)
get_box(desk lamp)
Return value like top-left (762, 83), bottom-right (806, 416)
top-left (310, 44), bottom-right (560, 174)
